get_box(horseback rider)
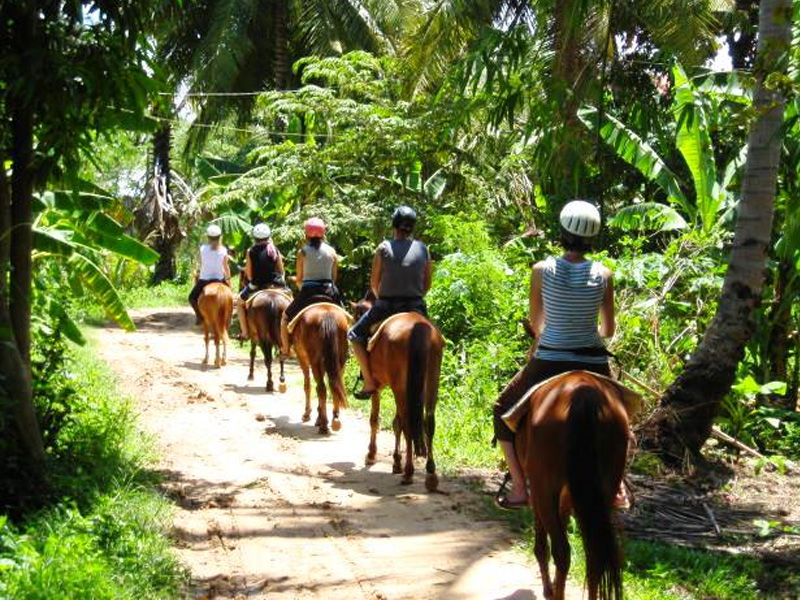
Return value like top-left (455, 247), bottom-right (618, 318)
top-left (237, 223), bottom-right (289, 341)
top-left (348, 206), bottom-right (432, 400)
top-left (189, 224), bottom-right (231, 325)
top-left (280, 217), bottom-right (342, 356)
top-left (494, 200), bottom-right (617, 510)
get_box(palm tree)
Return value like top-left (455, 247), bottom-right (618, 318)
top-left (140, 0), bottom-right (417, 282)
top-left (646, 0), bottom-right (793, 461)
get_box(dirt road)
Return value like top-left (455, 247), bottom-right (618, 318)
top-left (98, 307), bottom-right (580, 599)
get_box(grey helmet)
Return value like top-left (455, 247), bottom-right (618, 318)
top-left (391, 205), bottom-right (417, 230)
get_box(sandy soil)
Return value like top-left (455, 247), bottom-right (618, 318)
top-left (97, 307), bottom-right (582, 600)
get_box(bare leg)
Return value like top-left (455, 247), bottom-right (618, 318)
top-left (499, 440), bottom-right (528, 502)
top-left (351, 341), bottom-right (377, 392)
top-left (279, 313), bottom-right (291, 357)
top-left (237, 302), bottom-right (248, 340)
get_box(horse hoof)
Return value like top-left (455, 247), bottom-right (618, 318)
top-left (266, 383), bottom-right (274, 393)
top-left (392, 464), bottom-right (403, 475)
top-left (247, 374), bottom-right (254, 381)
top-left (278, 382), bottom-right (287, 393)
top-left (318, 426), bottom-right (330, 435)
top-left (214, 361), bottom-right (221, 369)
top-left (331, 419), bottom-right (341, 432)
top-left (220, 359), bottom-right (227, 366)
top-left (425, 472), bottom-right (439, 492)
top-left (365, 454), bottom-right (376, 466)
top-left (302, 412), bottom-right (311, 423)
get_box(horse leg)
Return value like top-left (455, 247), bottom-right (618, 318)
top-left (300, 360), bottom-right (312, 422)
top-left (365, 392), bottom-right (380, 466)
top-left (278, 352), bottom-right (287, 393)
top-left (402, 418), bottom-right (414, 485)
top-left (262, 341), bottom-right (274, 392)
top-left (423, 409), bottom-right (438, 492)
top-left (391, 413), bottom-right (403, 474)
top-left (220, 320), bottom-right (229, 366)
top-left (202, 325), bottom-right (210, 366)
top-left (544, 496), bottom-right (570, 600)
top-left (330, 371), bottom-right (345, 432)
top-left (213, 329), bottom-right (221, 368)
top-left (312, 364), bottom-right (329, 434)
top-left (533, 505), bottom-right (554, 599)
top-left (248, 341), bottom-right (256, 381)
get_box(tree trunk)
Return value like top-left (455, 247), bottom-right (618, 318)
top-left (2, 3), bottom-right (47, 480)
top-left (644, 0), bottom-right (793, 463)
top-left (148, 122), bottom-right (182, 284)
top-left (272, 0), bottom-right (290, 90)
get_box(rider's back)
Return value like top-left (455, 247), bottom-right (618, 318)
top-left (301, 242), bottom-right (336, 282)
top-left (378, 239), bottom-right (428, 299)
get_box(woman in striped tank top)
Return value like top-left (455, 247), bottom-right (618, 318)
top-left (494, 200), bottom-right (616, 510)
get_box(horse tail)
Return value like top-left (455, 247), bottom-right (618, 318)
top-left (319, 310), bottom-right (348, 407)
top-left (218, 288), bottom-right (233, 336)
top-left (406, 321), bottom-right (430, 457)
top-left (265, 295), bottom-right (284, 347)
top-left (566, 384), bottom-right (622, 600)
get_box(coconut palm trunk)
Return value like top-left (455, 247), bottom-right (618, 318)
top-left (646, 0), bottom-right (793, 462)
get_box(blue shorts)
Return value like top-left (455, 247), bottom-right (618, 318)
top-left (348, 297), bottom-right (427, 344)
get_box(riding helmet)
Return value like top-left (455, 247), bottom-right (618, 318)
top-left (304, 217), bottom-right (326, 238)
top-left (392, 205), bottom-right (417, 230)
top-left (206, 224), bottom-right (222, 238)
top-left (252, 223), bottom-right (271, 240)
top-left (559, 200), bottom-right (601, 238)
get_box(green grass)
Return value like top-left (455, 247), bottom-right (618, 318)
top-left (0, 335), bottom-right (186, 599)
top-left (79, 281), bottom-right (189, 325)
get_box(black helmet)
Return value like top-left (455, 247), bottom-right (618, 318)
top-left (392, 205), bottom-right (417, 230)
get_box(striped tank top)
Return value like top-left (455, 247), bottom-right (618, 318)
top-left (535, 256), bottom-right (607, 365)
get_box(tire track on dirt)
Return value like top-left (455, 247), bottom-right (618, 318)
top-left (97, 307), bottom-right (580, 599)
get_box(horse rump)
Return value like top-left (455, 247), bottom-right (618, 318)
top-left (406, 321), bottom-right (431, 457)
top-left (566, 384), bottom-right (623, 600)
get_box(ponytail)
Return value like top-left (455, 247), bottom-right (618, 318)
top-left (309, 237), bottom-right (323, 249)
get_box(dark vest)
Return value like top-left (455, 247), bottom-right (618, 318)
top-left (249, 242), bottom-right (280, 287)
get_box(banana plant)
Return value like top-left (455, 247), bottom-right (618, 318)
top-left (31, 189), bottom-right (159, 344)
top-left (580, 64), bottom-right (749, 233)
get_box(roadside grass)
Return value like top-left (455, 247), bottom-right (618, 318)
top-left (0, 334), bottom-right (186, 599)
top-left (79, 281), bottom-right (188, 325)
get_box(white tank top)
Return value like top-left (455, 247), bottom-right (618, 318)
top-left (301, 242), bottom-right (336, 282)
top-left (199, 244), bottom-right (228, 280)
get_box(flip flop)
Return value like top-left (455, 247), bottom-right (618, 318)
top-left (495, 495), bottom-right (529, 511)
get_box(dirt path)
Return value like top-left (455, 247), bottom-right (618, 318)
top-left (97, 307), bottom-right (581, 600)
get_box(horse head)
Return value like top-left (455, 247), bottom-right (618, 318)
top-left (350, 289), bottom-right (376, 320)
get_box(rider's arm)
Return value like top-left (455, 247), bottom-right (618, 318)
top-left (244, 251), bottom-right (253, 282)
top-left (295, 250), bottom-right (304, 286)
top-left (422, 257), bottom-right (432, 295)
top-left (275, 252), bottom-right (285, 275)
top-left (369, 249), bottom-right (383, 298)
top-left (223, 254), bottom-right (231, 282)
top-left (195, 247), bottom-right (202, 282)
top-left (332, 254), bottom-right (339, 283)
top-left (529, 263), bottom-right (545, 339)
top-left (599, 268), bottom-right (616, 338)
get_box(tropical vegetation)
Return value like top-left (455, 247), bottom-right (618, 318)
top-left (2, 0), bottom-right (800, 597)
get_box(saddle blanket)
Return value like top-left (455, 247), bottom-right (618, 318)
top-left (287, 303), bottom-right (353, 334)
top-left (501, 370), bottom-right (642, 434)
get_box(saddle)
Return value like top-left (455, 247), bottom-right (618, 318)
top-left (287, 303), bottom-right (353, 334)
top-left (246, 287), bottom-right (292, 309)
top-left (366, 312), bottom-right (412, 352)
top-left (501, 370), bottom-right (642, 434)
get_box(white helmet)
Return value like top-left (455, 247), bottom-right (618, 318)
top-left (206, 224), bottom-right (222, 238)
top-left (559, 200), bottom-right (601, 237)
top-left (252, 223), bottom-right (271, 240)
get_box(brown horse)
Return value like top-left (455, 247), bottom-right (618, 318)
top-left (246, 289), bottom-right (290, 392)
top-left (197, 282), bottom-right (234, 368)
top-left (511, 370), bottom-right (633, 600)
top-left (289, 303), bottom-right (350, 434)
top-left (356, 297), bottom-right (444, 491)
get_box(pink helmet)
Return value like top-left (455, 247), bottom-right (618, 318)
top-left (304, 217), bottom-right (326, 238)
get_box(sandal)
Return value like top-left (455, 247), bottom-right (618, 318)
top-left (354, 388), bottom-right (377, 400)
top-left (494, 472), bottom-right (528, 511)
